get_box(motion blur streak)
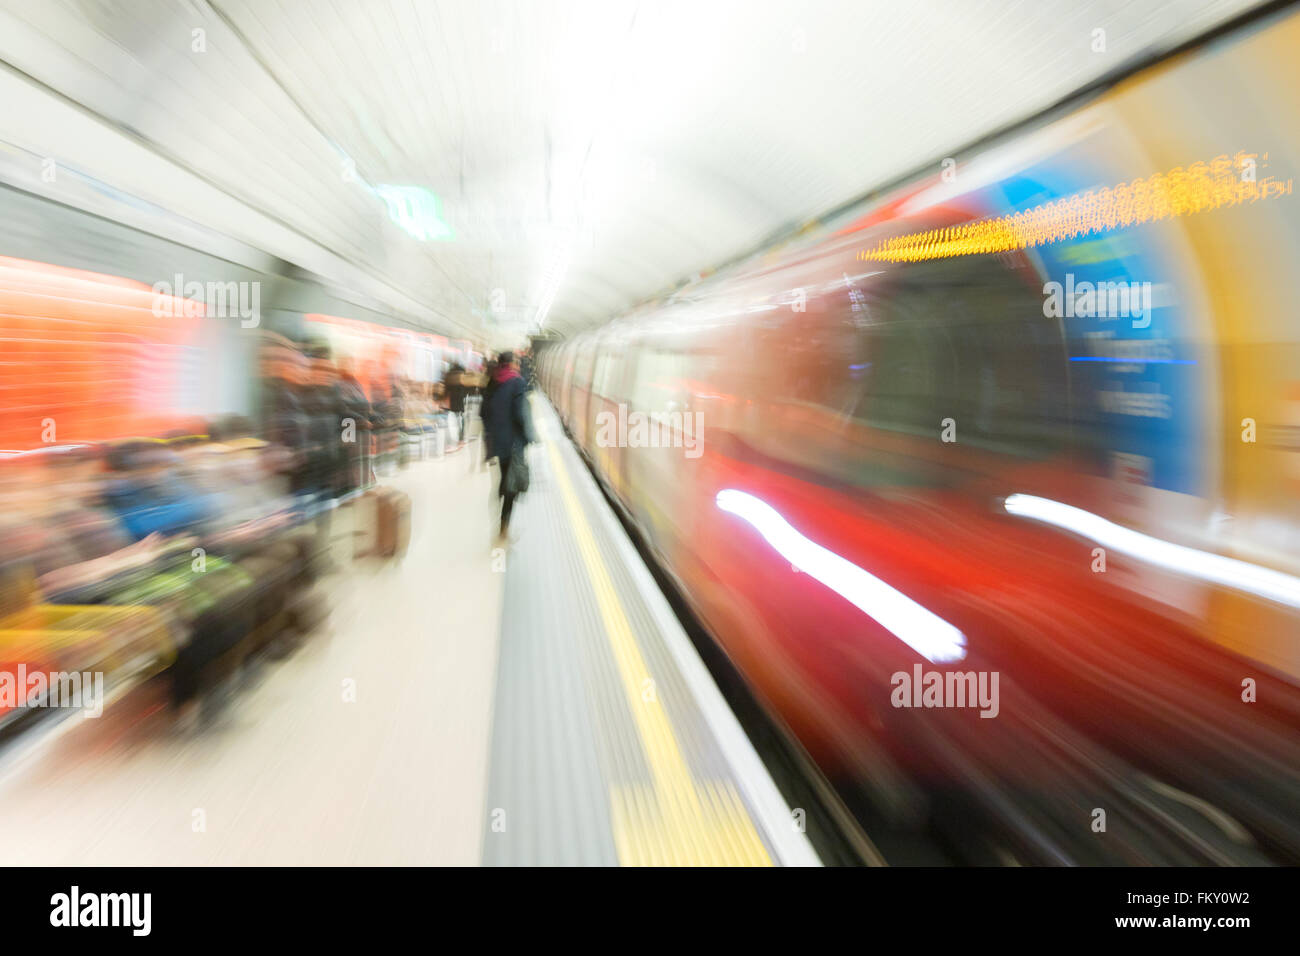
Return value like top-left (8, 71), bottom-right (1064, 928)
top-left (1004, 493), bottom-right (1300, 610)
top-left (856, 150), bottom-right (1294, 263)
top-left (4, 0), bottom-right (1300, 871)
top-left (542, 4), bottom-right (1300, 865)
top-left (716, 489), bottom-right (967, 663)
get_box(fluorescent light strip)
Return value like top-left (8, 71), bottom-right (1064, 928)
top-left (716, 489), bottom-right (967, 663)
top-left (533, 242), bottom-right (573, 330)
top-left (1004, 493), bottom-right (1300, 610)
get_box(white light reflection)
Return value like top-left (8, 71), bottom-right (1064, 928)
top-left (715, 489), bottom-right (967, 663)
top-left (1004, 493), bottom-right (1300, 610)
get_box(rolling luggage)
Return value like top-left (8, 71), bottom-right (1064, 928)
top-left (375, 487), bottom-right (411, 559)
top-left (351, 489), bottom-right (377, 558)
top-left (354, 487), bottom-right (410, 559)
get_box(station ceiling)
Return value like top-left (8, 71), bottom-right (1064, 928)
top-left (0, 0), bottom-right (1262, 342)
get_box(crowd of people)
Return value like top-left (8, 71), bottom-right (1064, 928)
top-left (0, 421), bottom-right (320, 728)
top-left (0, 332), bottom-right (499, 735)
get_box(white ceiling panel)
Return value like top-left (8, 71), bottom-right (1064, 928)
top-left (0, 0), bottom-right (1265, 342)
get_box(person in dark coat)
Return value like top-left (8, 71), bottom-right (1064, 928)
top-left (445, 362), bottom-right (469, 443)
top-left (480, 351), bottom-right (536, 541)
top-left (519, 349), bottom-right (536, 391)
top-left (263, 375), bottom-right (311, 495)
top-left (481, 359), bottom-right (499, 403)
top-left (301, 342), bottom-right (347, 499)
top-left (336, 362), bottom-right (372, 494)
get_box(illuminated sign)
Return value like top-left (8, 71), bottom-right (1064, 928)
top-left (858, 152), bottom-right (1292, 264)
top-left (373, 184), bottom-right (453, 241)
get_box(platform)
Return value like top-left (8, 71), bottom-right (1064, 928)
top-left (0, 405), bottom-right (815, 866)
top-left (0, 443), bottom-right (502, 865)
top-left (481, 395), bottom-right (818, 866)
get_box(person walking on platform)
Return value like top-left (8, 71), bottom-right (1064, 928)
top-left (445, 362), bottom-right (469, 444)
top-left (336, 357), bottom-right (372, 494)
top-left (481, 351), bottom-right (536, 543)
top-left (519, 348), bottom-right (536, 391)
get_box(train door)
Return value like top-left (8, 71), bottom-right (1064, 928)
top-left (571, 340), bottom-right (598, 450)
top-left (622, 336), bottom-right (695, 554)
top-left (589, 334), bottom-right (630, 497)
top-left (558, 340), bottom-right (578, 425)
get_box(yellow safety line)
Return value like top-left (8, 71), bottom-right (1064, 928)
top-left (539, 403), bottom-right (772, 866)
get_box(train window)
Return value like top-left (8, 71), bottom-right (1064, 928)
top-left (628, 347), bottom-right (687, 414)
top-left (597, 345), bottom-right (626, 402)
top-left (852, 318), bottom-right (949, 433)
top-left (574, 344), bottom-right (596, 391)
top-left (592, 349), bottom-right (610, 398)
top-left (759, 304), bottom-right (871, 416)
top-left (852, 258), bottom-right (1067, 459)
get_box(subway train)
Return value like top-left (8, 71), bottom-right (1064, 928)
top-left (541, 6), bottom-right (1300, 864)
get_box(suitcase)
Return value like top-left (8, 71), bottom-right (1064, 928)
top-left (351, 489), bottom-right (378, 559)
top-left (375, 487), bottom-right (411, 559)
top-left (355, 487), bottom-right (411, 559)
